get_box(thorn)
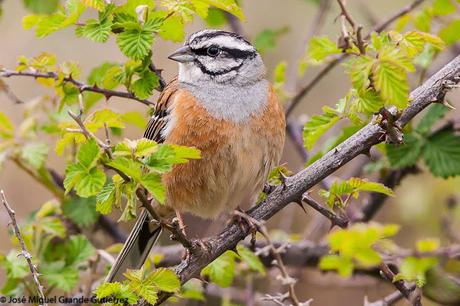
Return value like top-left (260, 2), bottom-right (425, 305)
top-left (279, 172), bottom-right (289, 190)
top-left (294, 198), bottom-right (307, 214)
top-left (443, 99), bottom-right (456, 110)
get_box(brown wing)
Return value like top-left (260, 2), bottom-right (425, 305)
top-left (143, 77), bottom-right (179, 143)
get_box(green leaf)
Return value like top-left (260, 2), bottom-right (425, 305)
top-left (373, 59), bottom-right (409, 108)
top-left (433, 0), bottom-right (456, 16)
top-left (76, 167), bottom-right (106, 197)
top-left (201, 251), bottom-right (238, 287)
top-left (66, 234), bottom-right (95, 266)
top-left (237, 245), bottom-right (265, 275)
top-left (400, 31), bottom-right (445, 58)
top-left (439, 20), bottom-right (460, 45)
top-left (321, 177), bottom-right (394, 208)
top-left (345, 56), bottom-right (375, 92)
top-left (396, 257), bottom-right (438, 287)
top-left (191, 0), bottom-right (244, 20)
top-left (23, 0), bottom-right (59, 14)
top-left (145, 144), bottom-right (201, 173)
top-left (3, 251), bottom-right (29, 279)
top-left (75, 17), bottom-right (112, 42)
top-left (96, 182), bottom-right (115, 214)
top-left (106, 157), bottom-right (142, 180)
top-left (95, 282), bottom-right (138, 304)
top-left (386, 133), bottom-right (422, 168)
top-left (308, 36), bottom-right (342, 63)
top-left (90, 108), bottom-right (125, 129)
top-left (159, 15), bottom-right (185, 42)
top-left (125, 269), bottom-right (159, 305)
top-left (116, 20), bottom-right (159, 60)
top-left (182, 280), bottom-right (205, 301)
top-left (319, 255), bottom-right (354, 277)
top-left (414, 8), bottom-right (432, 32)
top-left (42, 262), bottom-right (79, 292)
top-left (353, 89), bottom-right (384, 114)
top-left (422, 130), bottom-right (460, 178)
top-left (20, 143), bottom-right (49, 169)
top-left (140, 173), bottom-right (165, 203)
top-left (131, 70), bottom-right (159, 99)
top-left (63, 197), bottom-right (98, 227)
top-left (416, 238), bottom-right (440, 252)
top-left (416, 104), bottom-right (449, 135)
top-left (150, 268), bottom-right (180, 292)
top-left (254, 27), bottom-right (288, 54)
top-left (40, 216), bottom-right (67, 238)
top-left (77, 139), bottom-right (102, 169)
top-left (81, 0), bottom-right (106, 11)
top-left (204, 8), bottom-right (227, 26)
top-left (0, 111), bottom-right (14, 139)
top-left (121, 111), bottom-right (148, 130)
top-left (302, 107), bottom-right (340, 150)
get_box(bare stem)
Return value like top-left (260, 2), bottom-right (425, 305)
top-left (1, 190), bottom-right (48, 306)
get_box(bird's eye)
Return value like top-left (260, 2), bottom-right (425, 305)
top-left (207, 46), bottom-right (221, 57)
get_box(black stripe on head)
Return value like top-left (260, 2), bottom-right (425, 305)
top-left (191, 46), bottom-right (256, 60)
top-left (194, 59), bottom-right (244, 76)
top-left (189, 30), bottom-right (252, 46)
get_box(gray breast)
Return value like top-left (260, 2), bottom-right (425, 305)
top-left (182, 80), bottom-right (269, 123)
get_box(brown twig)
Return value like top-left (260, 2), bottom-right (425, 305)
top-left (1, 190), bottom-right (48, 306)
top-left (379, 263), bottom-right (421, 306)
top-left (234, 211), bottom-right (307, 306)
top-left (285, 0), bottom-right (425, 116)
top-left (302, 194), bottom-right (349, 228)
top-left (0, 69), bottom-right (155, 107)
top-left (364, 286), bottom-right (414, 306)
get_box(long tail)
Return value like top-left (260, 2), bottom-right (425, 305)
top-left (105, 210), bottom-right (162, 282)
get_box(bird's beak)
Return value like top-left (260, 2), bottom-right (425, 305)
top-left (168, 46), bottom-right (194, 63)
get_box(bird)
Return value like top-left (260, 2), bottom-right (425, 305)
top-left (106, 29), bottom-right (286, 282)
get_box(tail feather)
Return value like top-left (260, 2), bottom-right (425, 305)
top-left (105, 210), bottom-right (162, 282)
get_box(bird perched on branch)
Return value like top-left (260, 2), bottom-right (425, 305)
top-left (106, 29), bottom-right (286, 282)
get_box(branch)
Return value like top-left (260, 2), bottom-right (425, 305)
top-left (285, 0), bottom-right (425, 116)
top-left (364, 287), bottom-right (414, 306)
top-left (379, 263), bottom-right (421, 306)
top-left (153, 55), bottom-right (460, 305)
top-left (302, 194), bottom-right (349, 228)
top-left (1, 190), bottom-right (48, 306)
top-left (0, 69), bottom-right (155, 107)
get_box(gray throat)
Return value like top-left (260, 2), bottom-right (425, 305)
top-left (181, 80), bottom-right (269, 123)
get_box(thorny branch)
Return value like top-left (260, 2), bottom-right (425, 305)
top-left (285, 0), bottom-right (425, 116)
top-left (0, 69), bottom-right (155, 107)
top-left (302, 194), bottom-right (349, 228)
top-left (234, 211), bottom-right (306, 306)
top-left (1, 190), bottom-right (48, 306)
top-left (151, 55), bottom-right (460, 306)
top-left (379, 263), bottom-right (422, 306)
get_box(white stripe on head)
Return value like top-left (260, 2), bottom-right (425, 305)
top-left (188, 29), bottom-right (254, 52)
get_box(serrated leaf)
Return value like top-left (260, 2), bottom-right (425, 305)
top-left (116, 20), bottom-right (158, 60)
top-left (303, 107), bottom-right (340, 150)
top-left (106, 157), bottom-right (143, 180)
top-left (149, 268), bottom-right (180, 292)
top-left (201, 251), bottom-right (238, 287)
top-left (42, 262), bottom-right (79, 292)
top-left (191, 0), bottom-right (244, 20)
top-left (66, 234), bottom-right (96, 266)
top-left (3, 251), bottom-right (29, 279)
top-left (400, 31), bottom-right (444, 58)
top-left (308, 36), bottom-right (341, 63)
top-left (145, 144), bottom-right (201, 173)
top-left (40, 216), bottom-right (66, 238)
top-left (416, 103), bottom-right (449, 135)
top-left (140, 172), bottom-right (165, 203)
top-left (77, 139), bottom-right (102, 169)
top-left (96, 282), bottom-right (138, 304)
top-left (344, 55), bottom-right (375, 92)
top-left (237, 245), bottom-right (265, 275)
top-left (121, 111), bottom-right (147, 130)
top-left (75, 167), bottom-right (106, 197)
top-left (386, 133), bottom-right (422, 168)
top-left (373, 59), bottom-right (409, 108)
top-left (90, 108), bottom-right (125, 129)
top-left (396, 257), bottom-right (438, 287)
top-left (96, 182), bottom-right (115, 214)
top-left (75, 17), bottom-right (111, 42)
top-left (422, 130), bottom-right (460, 178)
top-left (20, 143), bottom-right (49, 169)
top-left (353, 89), bottom-right (384, 114)
top-left (131, 70), bottom-right (159, 99)
top-left (125, 268), bottom-right (159, 305)
top-left (63, 197), bottom-right (98, 227)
